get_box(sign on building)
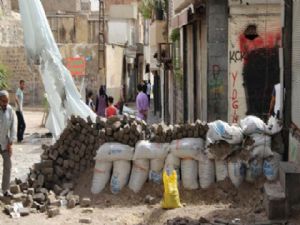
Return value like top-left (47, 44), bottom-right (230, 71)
top-left (65, 57), bottom-right (86, 76)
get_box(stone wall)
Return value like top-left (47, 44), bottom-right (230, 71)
top-left (0, 12), bottom-right (43, 106)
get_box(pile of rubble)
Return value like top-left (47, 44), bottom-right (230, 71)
top-left (1, 177), bottom-right (92, 218)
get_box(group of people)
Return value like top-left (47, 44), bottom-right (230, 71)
top-left (86, 86), bottom-right (118, 119)
top-left (0, 80), bottom-right (25, 196)
top-left (87, 80), bottom-right (152, 121)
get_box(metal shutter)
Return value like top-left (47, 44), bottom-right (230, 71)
top-left (292, 0), bottom-right (300, 127)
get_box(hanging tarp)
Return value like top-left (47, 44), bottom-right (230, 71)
top-left (18, 0), bottom-right (96, 139)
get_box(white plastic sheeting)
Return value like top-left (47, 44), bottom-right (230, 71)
top-left (18, 0), bottom-right (96, 139)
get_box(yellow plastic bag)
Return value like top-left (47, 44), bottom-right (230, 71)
top-left (161, 170), bottom-right (182, 209)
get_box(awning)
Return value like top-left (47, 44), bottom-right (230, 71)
top-left (171, 8), bottom-right (189, 29)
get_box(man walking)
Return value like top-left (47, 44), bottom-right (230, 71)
top-left (0, 90), bottom-right (15, 196)
top-left (15, 80), bottom-right (26, 142)
top-left (136, 84), bottom-right (149, 121)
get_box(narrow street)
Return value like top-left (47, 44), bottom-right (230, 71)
top-left (1, 0), bottom-right (300, 224)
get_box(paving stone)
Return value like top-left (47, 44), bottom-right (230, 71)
top-left (24, 195), bottom-right (33, 208)
top-left (80, 198), bottom-right (91, 207)
top-left (67, 198), bottom-right (76, 209)
top-left (79, 218), bottom-right (92, 224)
top-left (33, 193), bottom-right (46, 203)
top-left (27, 188), bottom-right (35, 195)
top-left (19, 208), bottom-right (30, 217)
top-left (47, 207), bottom-right (60, 218)
top-left (10, 185), bottom-right (21, 194)
top-left (81, 208), bottom-right (94, 213)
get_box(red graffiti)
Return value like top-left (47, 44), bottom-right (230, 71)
top-left (231, 72), bottom-right (239, 123)
top-left (239, 28), bottom-right (281, 64)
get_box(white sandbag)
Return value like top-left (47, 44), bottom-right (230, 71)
top-left (110, 160), bottom-right (131, 194)
top-left (240, 116), bottom-right (269, 135)
top-left (251, 145), bottom-right (274, 159)
top-left (164, 154), bottom-right (181, 181)
top-left (206, 121), bottom-right (243, 145)
top-left (263, 152), bottom-right (281, 181)
top-left (215, 160), bottom-right (228, 182)
top-left (228, 160), bottom-right (246, 188)
top-left (128, 159), bottom-right (149, 193)
top-left (227, 125), bottom-right (244, 145)
top-left (170, 138), bottom-right (204, 159)
top-left (198, 154), bottom-right (215, 189)
top-left (249, 133), bottom-right (271, 147)
top-left (95, 143), bottom-right (134, 161)
top-left (91, 161), bottom-right (112, 194)
top-left (134, 141), bottom-right (170, 160)
top-left (245, 159), bottom-right (263, 182)
top-left (181, 159), bottom-right (199, 190)
top-left (149, 159), bottom-right (165, 184)
top-left (267, 116), bottom-right (283, 135)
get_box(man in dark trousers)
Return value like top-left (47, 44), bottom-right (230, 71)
top-left (15, 80), bottom-right (26, 143)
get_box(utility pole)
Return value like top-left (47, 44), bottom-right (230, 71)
top-left (98, 0), bottom-right (106, 85)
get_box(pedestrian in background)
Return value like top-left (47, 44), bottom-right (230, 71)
top-left (15, 80), bottom-right (26, 143)
top-left (86, 91), bottom-right (95, 112)
top-left (146, 80), bottom-right (151, 107)
top-left (105, 96), bottom-right (117, 118)
top-left (95, 85), bottom-right (108, 117)
top-left (136, 84), bottom-right (149, 121)
top-left (0, 90), bottom-right (16, 197)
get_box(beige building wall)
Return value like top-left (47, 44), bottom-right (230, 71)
top-left (106, 45), bottom-right (124, 102)
top-left (228, 4), bottom-right (282, 123)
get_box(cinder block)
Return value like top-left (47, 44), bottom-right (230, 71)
top-left (279, 162), bottom-right (300, 207)
top-left (264, 182), bottom-right (288, 220)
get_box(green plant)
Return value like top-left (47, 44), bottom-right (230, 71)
top-left (139, 0), bottom-right (154, 19)
top-left (170, 28), bottom-right (180, 42)
top-left (0, 64), bottom-right (9, 90)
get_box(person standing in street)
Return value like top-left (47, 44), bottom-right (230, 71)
top-left (268, 83), bottom-right (281, 118)
top-left (95, 85), bottom-right (108, 117)
top-left (136, 84), bottom-right (149, 121)
top-left (0, 90), bottom-right (16, 197)
top-left (146, 80), bottom-right (151, 107)
top-left (86, 91), bottom-right (95, 112)
top-left (15, 80), bottom-right (26, 143)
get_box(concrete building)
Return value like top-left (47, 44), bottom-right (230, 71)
top-left (169, 0), bottom-right (282, 124)
top-left (106, 1), bottom-right (148, 102)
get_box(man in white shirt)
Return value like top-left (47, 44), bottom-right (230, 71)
top-left (268, 83), bottom-right (281, 118)
top-left (15, 80), bottom-right (26, 142)
top-left (0, 90), bottom-right (16, 196)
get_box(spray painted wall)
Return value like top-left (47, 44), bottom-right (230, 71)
top-left (228, 4), bottom-right (282, 123)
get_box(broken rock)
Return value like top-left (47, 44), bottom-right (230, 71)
top-left (19, 208), bottom-right (30, 217)
top-left (79, 218), bottom-right (92, 224)
top-left (80, 198), bottom-right (91, 207)
top-left (10, 185), bottom-right (21, 194)
top-left (47, 207), bottom-right (60, 218)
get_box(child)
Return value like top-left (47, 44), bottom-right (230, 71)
top-left (86, 91), bottom-right (95, 112)
top-left (105, 96), bottom-right (117, 118)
